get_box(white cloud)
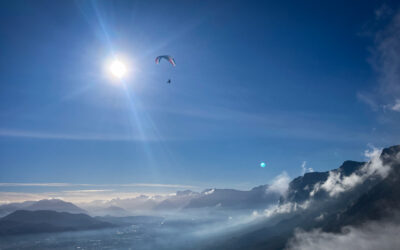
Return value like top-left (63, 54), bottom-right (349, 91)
top-left (118, 183), bottom-right (196, 189)
top-left (374, 9), bottom-right (400, 97)
top-left (0, 183), bottom-right (196, 204)
top-left (374, 4), bottom-right (393, 20)
top-left (362, 6), bottom-right (400, 112)
top-left (301, 161), bottom-right (314, 175)
top-left (0, 191), bottom-right (166, 204)
top-left (0, 129), bottom-right (170, 142)
top-left (286, 220), bottom-right (400, 250)
top-left (62, 189), bottom-right (113, 194)
top-left (315, 213), bottom-right (324, 221)
top-left (391, 99), bottom-right (400, 111)
top-left (266, 172), bottom-right (291, 195)
top-left (0, 183), bottom-right (80, 187)
top-left (263, 200), bottom-right (311, 218)
top-left (0, 182), bottom-right (195, 189)
top-left (264, 203), bottom-right (294, 217)
top-left (204, 189), bottom-right (215, 195)
top-left (357, 92), bottom-right (380, 111)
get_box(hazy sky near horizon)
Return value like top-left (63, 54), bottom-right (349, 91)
top-left (1, 0), bottom-right (400, 201)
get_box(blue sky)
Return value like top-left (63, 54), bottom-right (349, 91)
top-left (1, 0), bottom-right (400, 201)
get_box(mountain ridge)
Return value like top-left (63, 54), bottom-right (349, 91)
top-left (210, 145), bottom-right (400, 250)
top-left (0, 210), bottom-right (113, 235)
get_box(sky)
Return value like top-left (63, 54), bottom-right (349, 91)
top-left (0, 0), bottom-right (400, 202)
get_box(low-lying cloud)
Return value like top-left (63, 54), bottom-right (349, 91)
top-left (286, 220), bottom-right (400, 250)
top-left (263, 200), bottom-right (311, 218)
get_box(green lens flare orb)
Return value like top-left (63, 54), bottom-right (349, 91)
top-left (260, 162), bottom-right (266, 168)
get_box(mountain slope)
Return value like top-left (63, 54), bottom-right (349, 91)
top-left (0, 199), bottom-right (87, 217)
top-left (0, 210), bottom-right (113, 235)
top-left (0, 201), bottom-right (35, 217)
top-left (322, 145), bottom-right (400, 231)
top-left (88, 205), bottom-right (131, 217)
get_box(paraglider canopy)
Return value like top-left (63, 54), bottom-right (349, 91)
top-left (155, 55), bottom-right (176, 67)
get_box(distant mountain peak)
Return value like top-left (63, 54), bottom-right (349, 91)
top-left (176, 190), bottom-right (198, 196)
top-left (25, 199), bottom-right (87, 214)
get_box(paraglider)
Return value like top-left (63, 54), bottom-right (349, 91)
top-left (155, 55), bottom-right (176, 67)
top-left (156, 55), bottom-right (176, 84)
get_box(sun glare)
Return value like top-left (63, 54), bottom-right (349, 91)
top-left (109, 60), bottom-right (127, 79)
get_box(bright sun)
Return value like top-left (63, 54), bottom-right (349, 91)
top-left (109, 60), bottom-right (127, 79)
